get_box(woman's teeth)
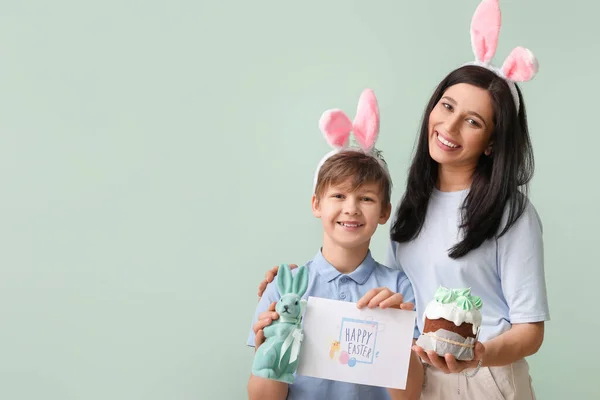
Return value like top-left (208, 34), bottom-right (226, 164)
top-left (437, 133), bottom-right (459, 148)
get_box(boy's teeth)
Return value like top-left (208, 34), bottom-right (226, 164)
top-left (340, 223), bottom-right (361, 227)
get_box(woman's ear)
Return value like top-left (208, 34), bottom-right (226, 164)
top-left (484, 141), bottom-right (493, 156)
top-left (311, 195), bottom-right (322, 218)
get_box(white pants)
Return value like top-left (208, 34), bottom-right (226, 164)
top-left (421, 359), bottom-right (536, 400)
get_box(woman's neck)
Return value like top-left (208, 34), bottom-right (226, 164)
top-left (321, 237), bottom-right (369, 274)
top-left (437, 164), bottom-right (474, 192)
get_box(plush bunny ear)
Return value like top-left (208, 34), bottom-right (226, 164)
top-left (352, 88), bottom-right (379, 152)
top-left (291, 266), bottom-right (309, 297)
top-left (276, 264), bottom-right (293, 295)
top-left (319, 109), bottom-right (353, 149)
top-left (470, 0), bottom-right (501, 64)
top-left (501, 46), bottom-right (539, 82)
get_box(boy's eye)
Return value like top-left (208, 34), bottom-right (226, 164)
top-left (361, 197), bottom-right (374, 202)
top-left (332, 194), bottom-right (344, 199)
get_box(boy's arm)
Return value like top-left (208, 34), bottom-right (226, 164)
top-left (247, 281), bottom-right (289, 399)
top-left (248, 376), bottom-right (288, 400)
top-left (247, 280), bottom-right (281, 348)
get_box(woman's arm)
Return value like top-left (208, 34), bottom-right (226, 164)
top-left (482, 201), bottom-right (548, 367)
top-left (414, 321), bottom-right (544, 373)
top-left (480, 322), bottom-right (544, 367)
top-left (257, 264), bottom-right (298, 299)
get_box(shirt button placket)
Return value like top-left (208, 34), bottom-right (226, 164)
top-left (339, 276), bottom-right (348, 300)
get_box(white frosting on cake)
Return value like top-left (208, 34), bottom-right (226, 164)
top-left (423, 300), bottom-right (482, 335)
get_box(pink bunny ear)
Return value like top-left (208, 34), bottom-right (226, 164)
top-left (352, 89), bottom-right (379, 151)
top-left (319, 109), bottom-right (353, 148)
top-left (501, 47), bottom-right (539, 82)
top-left (470, 0), bottom-right (501, 64)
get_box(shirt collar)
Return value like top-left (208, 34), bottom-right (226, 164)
top-left (312, 249), bottom-right (376, 284)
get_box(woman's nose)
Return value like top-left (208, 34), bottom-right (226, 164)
top-left (444, 114), bottom-right (462, 134)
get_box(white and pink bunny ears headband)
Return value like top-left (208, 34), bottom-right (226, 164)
top-left (465, 0), bottom-right (539, 111)
top-left (312, 88), bottom-right (389, 193)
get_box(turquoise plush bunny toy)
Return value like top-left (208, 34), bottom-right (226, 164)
top-left (252, 264), bottom-right (309, 384)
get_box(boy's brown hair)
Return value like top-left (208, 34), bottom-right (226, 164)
top-left (314, 150), bottom-right (392, 206)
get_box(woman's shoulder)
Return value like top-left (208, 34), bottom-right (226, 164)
top-left (500, 193), bottom-right (543, 237)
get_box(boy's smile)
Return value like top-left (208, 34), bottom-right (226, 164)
top-left (337, 221), bottom-right (365, 230)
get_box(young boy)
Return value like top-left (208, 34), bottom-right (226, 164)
top-left (246, 149), bottom-right (424, 400)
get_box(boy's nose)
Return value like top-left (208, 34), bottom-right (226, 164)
top-left (344, 200), bottom-right (360, 214)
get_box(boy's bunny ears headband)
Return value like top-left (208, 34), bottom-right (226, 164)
top-left (464, 0), bottom-right (539, 111)
top-left (313, 88), bottom-right (389, 193)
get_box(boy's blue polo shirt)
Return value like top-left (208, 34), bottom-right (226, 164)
top-left (247, 249), bottom-right (417, 400)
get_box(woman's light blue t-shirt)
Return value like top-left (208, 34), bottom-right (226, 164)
top-left (386, 188), bottom-right (550, 342)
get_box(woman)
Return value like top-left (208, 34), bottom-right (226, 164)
top-left (255, 1), bottom-right (549, 398)
top-left (387, 64), bottom-right (548, 399)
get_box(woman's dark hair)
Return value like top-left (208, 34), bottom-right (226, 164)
top-left (391, 65), bottom-right (534, 258)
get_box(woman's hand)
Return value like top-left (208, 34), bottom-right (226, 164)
top-left (257, 264), bottom-right (298, 299)
top-left (412, 342), bottom-right (485, 374)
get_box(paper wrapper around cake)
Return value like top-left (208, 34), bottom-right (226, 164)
top-left (416, 287), bottom-right (483, 361)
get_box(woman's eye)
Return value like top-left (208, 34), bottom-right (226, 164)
top-left (442, 102), bottom-right (453, 111)
top-left (467, 119), bottom-right (481, 128)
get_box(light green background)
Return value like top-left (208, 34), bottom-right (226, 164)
top-left (0, 0), bottom-right (596, 399)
